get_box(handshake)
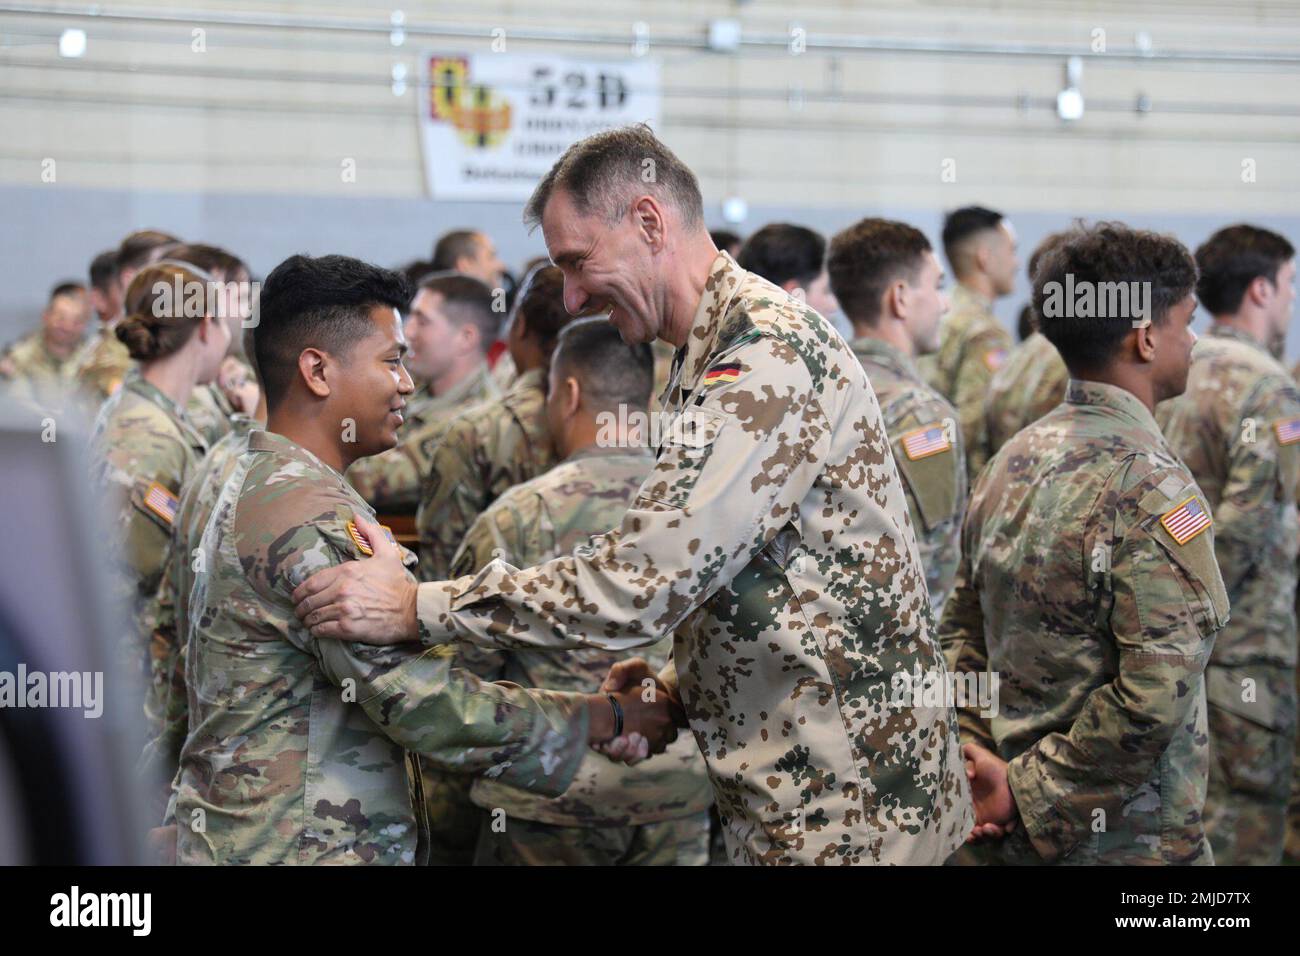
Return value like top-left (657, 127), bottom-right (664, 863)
top-left (585, 657), bottom-right (686, 766)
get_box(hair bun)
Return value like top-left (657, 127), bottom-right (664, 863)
top-left (116, 312), bottom-right (159, 360)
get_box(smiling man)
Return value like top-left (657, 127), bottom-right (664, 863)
top-left (293, 125), bottom-right (973, 865)
top-left (174, 254), bottom-right (670, 865)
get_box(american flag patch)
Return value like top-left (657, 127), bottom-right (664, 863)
top-left (983, 348), bottom-right (1008, 372)
top-left (1275, 417), bottom-right (1300, 445)
top-left (703, 362), bottom-right (742, 386)
top-left (347, 519), bottom-right (395, 557)
top-left (900, 423), bottom-right (952, 461)
top-left (142, 481), bottom-right (179, 526)
top-left (1160, 495), bottom-right (1212, 545)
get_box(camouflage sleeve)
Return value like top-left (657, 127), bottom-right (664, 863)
top-left (417, 418), bottom-right (483, 581)
top-left (936, 521), bottom-right (997, 753)
top-left (1005, 480), bottom-right (1226, 862)
top-left (445, 505), bottom-right (518, 680)
top-left (416, 335), bottom-right (833, 654)
top-left (1213, 382), bottom-right (1300, 594)
top-left (259, 496), bottom-right (589, 797)
top-left (953, 327), bottom-right (1012, 482)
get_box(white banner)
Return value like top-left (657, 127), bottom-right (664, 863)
top-left (418, 52), bottom-right (661, 201)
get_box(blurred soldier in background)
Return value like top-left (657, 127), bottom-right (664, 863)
top-left (1157, 224), bottom-right (1300, 865)
top-left (347, 272), bottom-right (500, 514)
top-left (77, 229), bottom-right (180, 402)
top-left (920, 206), bottom-right (1018, 481)
top-left (828, 217), bottom-right (966, 614)
top-left (0, 282), bottom-right (91, 410)
top-left (459, 319), bottom-right (713, 866)
top-left (942, 223), bottom-right (1225, 865)
top-left (738, 222), bottom-right (847, 341)
top-left (982, 230), bottom-right (1073, 460)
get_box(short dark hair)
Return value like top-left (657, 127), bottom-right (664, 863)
top-left (827, 219), bottom-right (931, 326)
top-left (431, 230), bottom-right (483, 272)
top-left (49, 281), bottom-right (86, 301)
top-left (738, 223), bottom-right (826, 290)
top-left (398, 259), bottom-right (435, 286)
top-left (942, 206), bottom-right (1004, 275)
top-left (513, 265), bottom-right (574, 363)
top-left (1195, 224), bottom-right (1296, 316)
top-left (551, 317), bottom-right (653, 413)
top-left (166, 243), bottom-right (248, 282)
top-left (117, 230), bottom-right (181, 274)
top-left (89, 250), bottom-right (119, 292)
top-left (710, 229), bottom-right (742, 252)
top-left (1033, 222), bottom-right (1197, 372)
top-left (254, 254), bottom-right (413, 411)
top-left (524, 123), bottom-right (704, 231)
top-left (418, 272), bottom-right (499, 352)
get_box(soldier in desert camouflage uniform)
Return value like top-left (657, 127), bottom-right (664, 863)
top-left (77, 230), bottom-right (179, 403)
top-left (173, 254), bottom-right (672, 865)
top-left (296, 126), bottom-right (973, 866)
top-left (1157, 225), bottom-right (1299, 865)
top-left (941, 223), bottom-right (1227, 865)
top-left (415, 265), bottom-right (573, 581)
top-left (457, 319), bottom-right (713, 865)
top-left (919, 206), bottom-right (1018, 481)
top-left (1, 283), bottom-right (91, 412)
top-left (89, 262), bottom-right (227, 741)
top-left (828, 218), bottom-right (967, 614)
top-left (346, 272), bottom-right (500, 513)
top-left (982, 231), bottom-right (1075, 460)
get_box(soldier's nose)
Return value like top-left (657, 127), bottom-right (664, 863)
top-left (564, 282), bottom-right (588, 317)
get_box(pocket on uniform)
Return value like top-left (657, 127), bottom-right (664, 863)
top-left (636, 409), bottom-right (727, 509)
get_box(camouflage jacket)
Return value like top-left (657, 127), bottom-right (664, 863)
top-left (186, 383), bottom-right (235, 447)
top-left (450, 444), bottom-right (714, 828)
top-left (90, 371), bottom-right (209, 724)
top-left (415, 251), bottom-right (973, 866)
top-left (940, 379), bottom-right (1228, 865)
top-left (983, 331), bottom-right (1068, 460)
top-left (850, 336), bottom-right (967, 613)
top-left (347, 362), bottom-right (498, 513)
top-left (174, 429), bottom-right (589, 865)
top-left (918, 285), bottom-right (1012, 482)
top-left (143, 417), bottom-right (258, 783)
top-left (77, 323), bottom-right (133, 402)
top-left (0, 329), bottom-right (86, 410)
top-left (1157, 325), bottom-right (1300, 733)
top-left (416, 366), bottom-right (555, 581)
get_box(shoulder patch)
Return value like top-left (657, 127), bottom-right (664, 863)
top-left (982, 348), bottom-right (1008, 372)
top-left (346, 519), bottom-right (396, 557)
top-left (1159, 495), bottom-right (1212, 545)
top-left (1274, 416), bottom-right (1300, 445)
top-left (142, 481), bottom-right (179, 527)
top-left (703, 362), bottom-right (742, 386)
top-left (900, 423), bottom-right (952, 461)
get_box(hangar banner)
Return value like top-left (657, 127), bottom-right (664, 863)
top-left (418, 51), bottom-right (661, 201)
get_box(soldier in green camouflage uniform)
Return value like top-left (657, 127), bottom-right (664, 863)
top-left (347, 274), bottom-right (501, 513)
top-left (89, 263), bottom-right (228, 744)
top-left (941, 223), bottom-right (1226, 865)
top-left (0, 284), bottom-right (91, 410)
top-left (295, 127), bottom-right (974, 865)
top-left (983, 332), bottom-right (1068, 459)
top-left (174, 254), bottom-right (671, 865)
top-left (829, 218), bottom-right (967, 614)
top-left (919, 207), bottom-right (1018, 482)
top-left (415, 266), bottom-right (573, 580)
top-left (458, 319), bottom-right (713, 865)
top-left (1156, 225), bottom-right (1299, 865)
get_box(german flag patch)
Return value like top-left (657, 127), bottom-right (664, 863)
top-left (1274, 417), bottom-right (1300, 445)
top-left (703, 362), bottom-right (742, 386)
top-left (1160, 495), bottom-right (1212, 545)
top-left (142, 481), bottom-right (179, 527)
top-left (346, 519), bottom-right (396, 557)
top-left (900, 423), bottom-right (952, 461)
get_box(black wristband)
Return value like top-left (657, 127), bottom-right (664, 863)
top-left (606, 694), bottom-right (624, 739)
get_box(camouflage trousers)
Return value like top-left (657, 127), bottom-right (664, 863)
top-left (419, 762), bottom-right (484, 866)
top-left (1204, 690), bottom-right (1297, 866)
top-left (473, 810), bottom-right (712, 866)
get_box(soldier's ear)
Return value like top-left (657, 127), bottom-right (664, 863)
top-left (297, 347), bottom-right (331, 399)
top-left (1133, 322), bottom-right (1157, 364)
top-left (632, 195), bottom-right (666, 251)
